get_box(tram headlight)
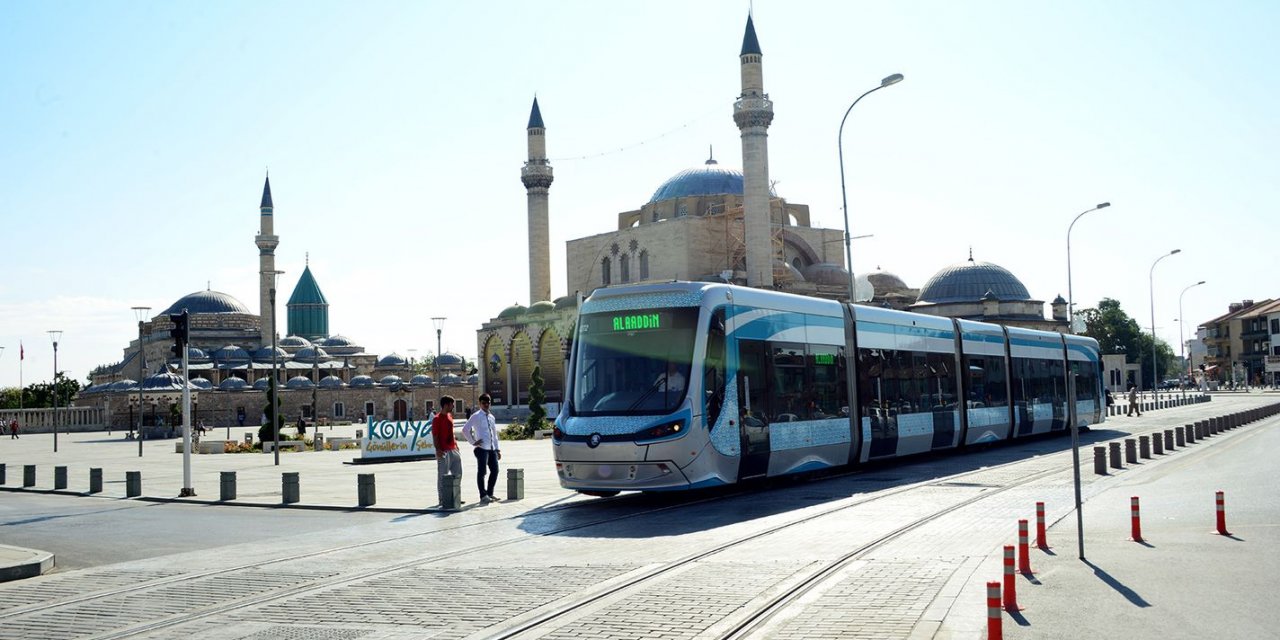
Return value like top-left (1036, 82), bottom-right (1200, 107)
top-left (636, 420), bottom-right (685, 441)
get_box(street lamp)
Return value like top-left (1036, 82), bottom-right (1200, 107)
top-left (1149, 249), bottom-right (1181, 403)
top-left (131, 306), bottom-right (151, 456)
top-left (266, 270), bottom-right (285, 466)
top-left (47, 331), bottom-right (62, 453)
top-left (432, 317), bottom-right (446, 382)
top-left (838, 73), bottom-right (903, 303)
top-left (1178, 280), bottom-right (1206, 399)
top-left (1065, 203), bottom-right (1111, 333)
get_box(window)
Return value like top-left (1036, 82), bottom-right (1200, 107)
top-left (333, 402), bottom-right (345, 418)
top-left (601, 257), bottom-right (611, 286)
top-left (364, 401), bottom-right (375, 419)
top-left (620, 254), bottom-right (630, 283)
top-left (1272, 318), bottom-right (1280, 334)
top-left (676, 203), bottom-right (688, 218)
top-left (639, 251), bottom-right (649, 280)
top-left (703, 309), bottom-right (726, 426)
top-left (963, 354), bottom-right (1008, 406)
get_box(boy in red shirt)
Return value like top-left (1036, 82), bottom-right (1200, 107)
top-left (432, 395), bottom-right (462, 507)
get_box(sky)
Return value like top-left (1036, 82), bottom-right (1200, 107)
top-left (2, 0), bottom-right (1277, 389)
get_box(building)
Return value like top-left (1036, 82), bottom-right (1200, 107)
top-left (909, 253), bottom-right (1068, 332)
top-left (1197, 298), bottom-right (1279, 386)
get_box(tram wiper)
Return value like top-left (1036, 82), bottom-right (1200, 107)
top-left (626, 376), bottom-right (665, 412)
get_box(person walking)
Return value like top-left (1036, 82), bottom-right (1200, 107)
top-left (1126, 383), bottom-right (1142, 417)
top-left (8, 418), bottom-right (18, 439)
top-left (432, 395), bottom-right (463, 507)
top-left (462, 393), bottom-right (501, 503)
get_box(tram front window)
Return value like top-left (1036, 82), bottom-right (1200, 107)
top-left (572, 308), bottom-right (698, 415)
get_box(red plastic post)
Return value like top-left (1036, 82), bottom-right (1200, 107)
top-left (1130, 496), bottom-right (1143, 542)
top-left (1215, 491), bottom-right (1231, 535)
top-left (1035, 501), bottom-right (1048, 549)
top-left (1002, 545), bottom-right (1019, 610)
top-left (1017, 519), bottom-right (1032, 574)
top-left (987, 581), bottom-right (1003, 640)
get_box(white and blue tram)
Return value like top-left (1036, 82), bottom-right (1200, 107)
top-left (553, 282), bottom-right (1103, 495)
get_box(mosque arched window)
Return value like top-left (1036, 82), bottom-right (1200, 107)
top-left (640, 250), bottom-right (650, 280)
top-left (620, 254), bottom-right (630, 283)
top-left (602, 257), bottom-right (611, 286)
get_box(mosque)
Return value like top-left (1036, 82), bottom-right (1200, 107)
top-left (76, 177), bottom-right (477, 429)
top-left (476, 14), bottom-right (1068, 406)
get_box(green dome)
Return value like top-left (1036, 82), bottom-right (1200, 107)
top-left (528, 300), bottom-right (556, 314)
top-left (498, 304), bottom-right (527, 319)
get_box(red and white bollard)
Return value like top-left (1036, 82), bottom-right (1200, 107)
top-left (987, 581), bottom-right (1003, 640)
top-left (1130, 496), bottom-right (1143, 542)
top-left (1002, 545), bottom-right (1020, 611)
top-left (1017, 519), bottom-right (1032, 574)
top-left (1215, 491), bottom-right (1231, 536)
top-left (1035, 501), bottom-right (1049, 549)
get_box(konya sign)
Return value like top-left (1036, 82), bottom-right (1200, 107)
top-left (362, 418), bottom-right (436, 460)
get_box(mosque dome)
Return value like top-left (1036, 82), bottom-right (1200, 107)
top-left (350, 375), bottom-right (375, 388)
top-left (187, 347), bottom-right (211, 363)
top-left (379, 375), bottom-right (403, 386)
top-left (649, 158), bottom-right (749, 204)
top-left (252, 346), bottom-right (288, 362)
top-left (376, 353), bottom-right (407, 368)
top-left (189, 377), bottom-right (214, 390)
top-left (553, 295), bottom-right (579, 310)
top-left (801, 262), bottom-right (850, 287)
top-left (253, 378), bottom-right (271, 390)
top-left (161, 290), bottom-right (251, 316)
top-left (410, 374), bottom-right (433, 386)
top-left (286, 376), bottom-right (314, 389)
top-left (466, 374), bottom-right (480, 385)
top-left (278, 336), bottom-right (312, 349)
top-left (220, 377), bottom-right (248, 391)
top-left (773, 260), bottom-right (805, 284)
top-left (142, 371), bottom-right (193, 391)
top-left (440, 373), bottom-right (462, 385)
top-left (917, 259), bottom-right (1031, 304)
top-left (318, 375), bottom-right (345, 389)
top-left (110, 379), bottom-right (138, 392)
top-left (498, 304), bottom-right (527, 319)
top-left (213, 345), bottom-right (251, 363)
top-left (294, 346), bottom-right (330, 363)
top-left (319, 335), bottom-right (353, 347)
top-left (867, 270), bottom-right (910, 295)
top-left (528, 300), bottom-right (556, 315)
top-left (436, 352), bottom-right (463, 367)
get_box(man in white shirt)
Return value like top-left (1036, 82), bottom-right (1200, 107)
top-left (655, 361), bottom-right (686, 395)
top-left (462, 393), bottom-right (502, 502)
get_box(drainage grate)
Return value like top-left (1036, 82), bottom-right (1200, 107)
top-left (239, 628), bottom-right (373, 640)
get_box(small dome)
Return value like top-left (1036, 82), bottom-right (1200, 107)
top-left (161, 290), bottom-right (251, 316)
top-left (918, 260), bottom-right (1031, 304)
top-left (410, 374), bottom-right (433, 386)
top-left (376, 353), bottom-right (407, 367)
top-left (553, 295), bottom-right (579, 310)
top-left (253, 378), bottom-right (271, 390)
top-left (279, 335), bottom-right (312, 349)
top-left (350, 375), bottom-right (375, 388)
top-left (773, 260), bottom-right (805, 284)
top-left (286, 376), bottom-right (314, 389)
top-left (498, 304), bottom-right (527, 319)
top-left (189, 377), bottom-right (214, 390)
top-left (318, 375), bottom-right (345, 389)
top-left (649, 158), bottom-right (753, 204)
top-left (319, 335), bottom-right (354, 347)
top-left (436, 352), bottom-right (463, 366)
top-left (220, 377), bottom-right (249, 391)
top-left (801, 262), bottom-right (850, 287)
top-left (866, 270), bottom-right (910, 295)
top-left (142, 371), bottom-right (193, 391)
top-left (294, 346), bottom-right (330, 363)
top-left (528, 300), bottom-right (556, 314)
top-left (379, 374), bottom-right (403, 386)
top-left (1052, 294), bottom-right (1067, 304)
top-left (109, 379), bottom-right (138, 392)
top-left (466, 374), bottom-right (480, 385)
top-left (213, 345), bottom-right (251, 363)
top-left (186, 347), bottom-right (211, 363)
top-left (252, 346), bottom-right (288, 362)
top-left (440, 373), bottom-right (462, 385)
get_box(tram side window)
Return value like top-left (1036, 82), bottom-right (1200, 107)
top-left (1048, 359), bottom-right (1066, 405)
top-left (857, 348), bottom-right (887, 419)
top-left (922, 351), bottom-right (956, 410)
top-left (965, 354), bottom-right (1008, 406)
top-left (1010, 357), bottom-right (1031, 405)
top-left (703, 309), bottom-right (726, 425)
top-left (808, 345), bottom-right (847, 418)
top-left (769, 342), bottom-right (807, 421)
top-left (1071, 360), bottom-right (1099, 402)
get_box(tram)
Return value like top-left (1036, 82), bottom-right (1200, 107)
top-left (553, 282), bottom-right (1103, 495)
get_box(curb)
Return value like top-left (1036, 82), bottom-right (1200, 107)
top-left (0, 485), bottom-right (458, 515)
top-left (0, 545), bottom-right (55, 583)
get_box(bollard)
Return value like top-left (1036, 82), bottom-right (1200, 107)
top-left (1196, 421), bottom-right (1207, 439)
top-left (23, 465), bottom-right (36, 488)
top-left (244, 432), bottom-right (254, 445)
top-left (358, 473), bottom-right (376, 507)
top-left (0, 463), bottom-right (5, 485)
top-left (1185, 424), bottom-right (1196, 444)
top-left (441, 474), bottom-right (461, 510)
top-left (1152, 433), bottom-right (1164, 455)
top-left (126, 471), bottom-right (141, 497)
top-left (89, 468), bottom-right (103, 494)
top-left (1002, 545), bottom-right (1019, 611)
top-left (54, 466), bottom-right (68, 490)
top-left (1017, 519), bottom-right (1032, 574)
top-left (987, 581), bottom-right (1003, 640)
top-left (1035, 501), bottom-right (1048, 549)
top-left (220, 471), bottom-right (237, 501)
top-left (1109, 441), bottom-right (1122, 469)
top-left (282, 472), bottom-right (300, 504)
top-left (1215, 491), bottom-right (1230, 536)
top-left (1130, 496), bottom-right (1143, 542)
top-left (356, 429), bottom-right (364, 439)
top-left (1164, 429), bottom-right (1175, 451)
top-left (314, 433), bottom-right (324, 452)
top-left (506, 468), bottom-right (524, 501)
top-left (1175, 427), bottom-right (1185, 447)
top-left (1093, 446), bottom-right (1107, 475)
top-left (1124, 438), bottom-right (1137, 464)
top-left (1139, 435), bottom-right (1150, 459)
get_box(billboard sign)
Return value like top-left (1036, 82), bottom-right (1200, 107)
top-left (361, 418), bottom-right (436, 460)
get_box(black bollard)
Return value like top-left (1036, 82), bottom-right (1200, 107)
top-left (1164, 429), bottom-right (1175, 451)
top-left (54, 466), bottom-right (67, 490)
top-left (358, 473), bottom-right (376, 507)
top-left (89, 468), bottom-right (103, 494)
top-left (1109, 442), bottom-right (1123, 469)
top-left (220, 471), bottom-right (237, 501)
top-left (126, 471), bottom-right (141, 497)
top-left (506, 468), bottom-right (525, 501)
top-left (1175, 427), bottom-right (1185, 447)
top-left (442, 474), bottom-right (461, 510)
top-left (282, 472), bottom-right (299, 504)
top-left (1139, 435), bottom-right (1151, 459)
top-left (1152, 433), bottom-right (1164, 455)
top-left (1125, 439), bottom-right (1138, 464)
top-left (1094, 446), bottom-right (1107, 475)
top-left (23, 465), bottom-right (36, 488)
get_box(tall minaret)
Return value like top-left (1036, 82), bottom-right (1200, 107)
top-left (734, 14), bottom-right (774, 288)
top-left (522, 97), bottom-right (554, 303)
top-left (255, 174), bottom-right (279, 345)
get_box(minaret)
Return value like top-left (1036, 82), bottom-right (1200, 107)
top-left (255, 174), bottom-right (279, 345)
top-left (734, 14), bottom-right (774, 287)
top-left (521, 97), bottom-right (553, 304)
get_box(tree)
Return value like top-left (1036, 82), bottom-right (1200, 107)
top-left (528, 365), bottom-right (547, 430)
top-left (2, 377), bottom-right (83, 409)
top-left (1080, 297), bottom-right (1176, 389)
top-left (258, 378), bottom-right (286, 443)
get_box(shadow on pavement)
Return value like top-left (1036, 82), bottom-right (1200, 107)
top-left (1083, 559), bottom-right (1151, 607)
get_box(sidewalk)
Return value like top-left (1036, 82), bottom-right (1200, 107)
top-left (0, 545), bottom-right (54, 582)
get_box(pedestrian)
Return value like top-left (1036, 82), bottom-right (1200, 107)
top-left (8, 418), bottom-right (18, 439)
top-left (432, 395), bottom-right (463, 507)
top-left (297, 415), bottom-right (306, 436)
top-left (462, 393), bottom-right (501, 503)
top-left (1105, 389), bottom-right (1115, 408)
top-left (1126, 383), bottom-right (1141, 417)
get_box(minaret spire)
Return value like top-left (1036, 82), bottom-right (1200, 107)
top-left (734, 13), bottom-right (775, 287)
top-left (254, 172), bottom-right (280, 345)
top-left (522, 97), bottom-right (554, 303)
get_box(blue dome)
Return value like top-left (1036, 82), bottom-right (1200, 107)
top-left (436, 352), bottom-right (463, 366)
top-left (253, 378), bottom-right (271, 390)
top-left (189, 377), bottom-right (214, 389)
top-left (220, 377), bottom-right (248, 390)
top-left (350, 375), bottom-right (375, 388)
top-left (379, 374), bottom-right (403, 386)
top-left (439, 373), bottom-right (462, 385)
top-left (142, 371), bottom-right (193, 391)
top-left (466, 374), bottom-right (479, 385)
top-left (286, 376), bottom-right (314, 389)
top-left (161, 290), bottom-right (251, 316)
top-left (279, 335), bottom-right (312, 349)
top-left (252, 346), bottom-right (288, 362)
top-left (649, 159), bottom-right (747, 204)
top-left (187, 347), bottom-right (211, 363)
top-left (109, 379), bottom-right (138, 392)
top-left (410, 374), bottom-right (433, 386)
top-left (917, 260), bottom-right (1031, 304)
top-left (294, 346), bottom-right (330, 363)
top-left (319, 375), bottom-right (345, 389)
top-left (377, 353), bottom-right (407, 367)
top-left (214, 345), bottom-right (252, 363)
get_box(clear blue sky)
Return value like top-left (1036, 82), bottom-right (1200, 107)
top-left (2, 0), bottom-right (1277, 388)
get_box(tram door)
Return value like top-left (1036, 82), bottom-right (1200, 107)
top-left (736, 339), bottom-right (771, 479)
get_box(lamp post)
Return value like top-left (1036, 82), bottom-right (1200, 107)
top-left (838, 73), bottom-right (903, 303)
top-left (131, 306), bottom-right (151, 456)
top-left (1065, 203), bottom-right (1111, 333)
top-left (47, 331), bottom-right (62, 452)
top-left (432, 317), bottom-right (446, 383)
top-left (1178, 280), bottom-right (1206, 399)
top-left (266, 270), bottom-right (285, 466)
top-left (1149, 249), bottom-right (1181, 403)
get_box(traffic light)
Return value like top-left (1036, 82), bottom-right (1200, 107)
top-left (169, 310), bottom-right (189, 360)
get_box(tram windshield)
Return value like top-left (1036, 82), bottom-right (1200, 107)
top-left (571, 308), bottom-right (698, 416)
